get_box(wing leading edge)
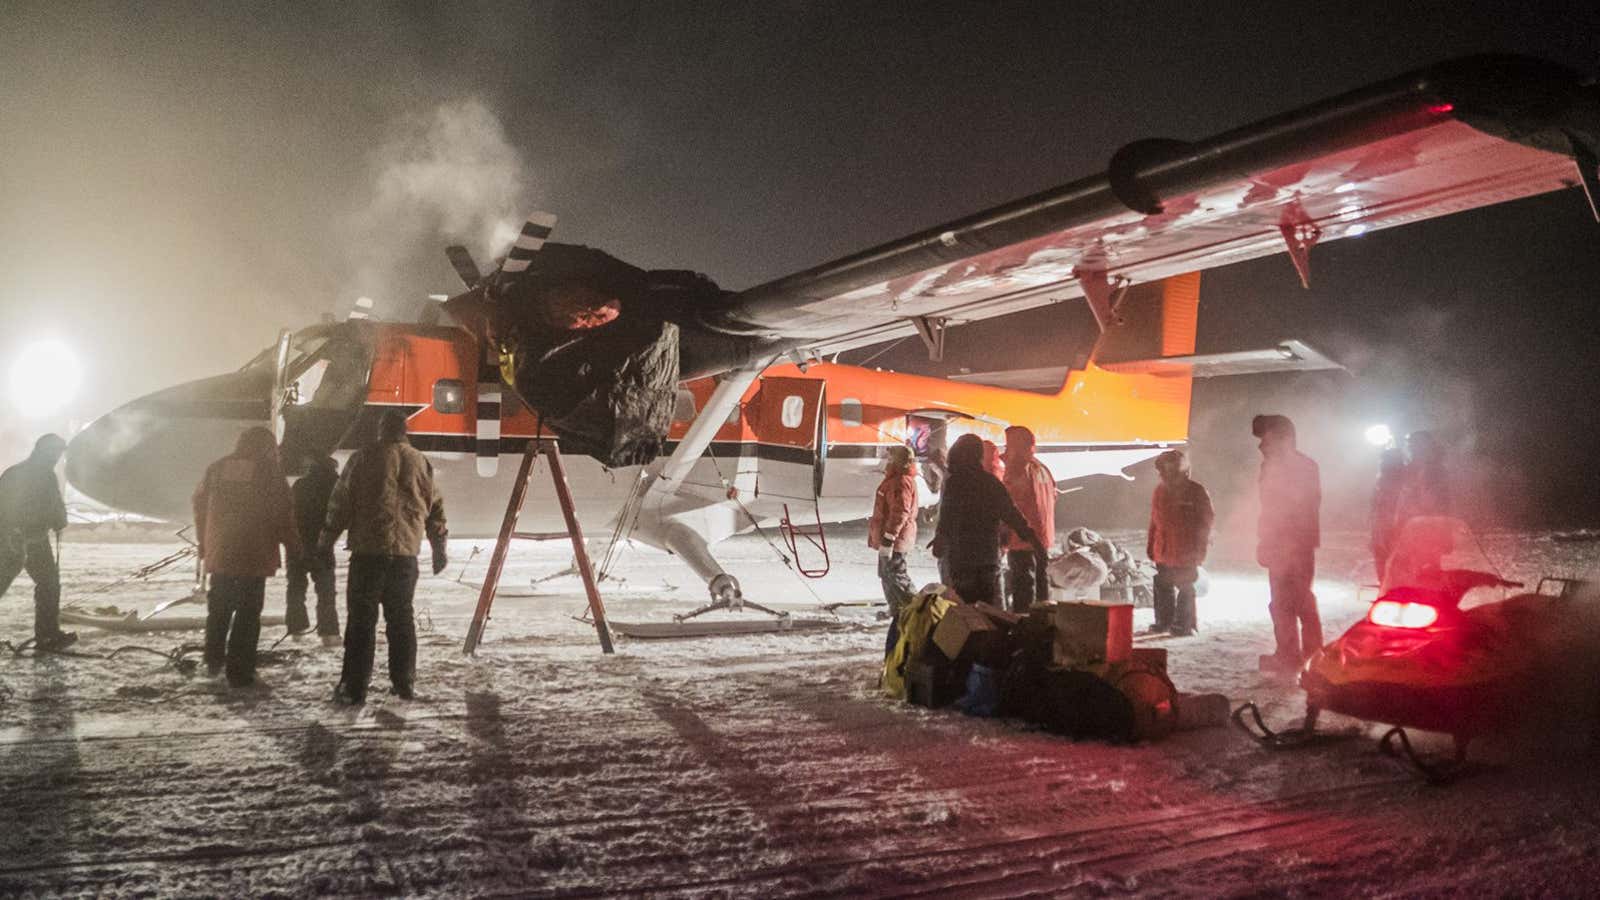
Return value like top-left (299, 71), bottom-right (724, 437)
top-left (699, 54), bottom-right (1598, 356)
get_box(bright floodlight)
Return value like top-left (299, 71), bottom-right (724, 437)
top-left (1364, 423), bottom-right (1394, 448)
top-left (8, 339), bottom-right (83, 419)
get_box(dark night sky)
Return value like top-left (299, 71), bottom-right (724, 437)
top-left (2, 2), bottom-right (1597, 522)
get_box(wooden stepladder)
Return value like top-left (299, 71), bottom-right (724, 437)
top-left (462, 438), bottom-right (614, 655)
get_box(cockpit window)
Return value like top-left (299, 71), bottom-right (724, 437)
top-left (240, 326), bottom-right (335, 375)
top-left (256, 324), bottom-right (371, 410)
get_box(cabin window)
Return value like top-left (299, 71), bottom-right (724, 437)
top-left (673, 389), bottom-right (697, 424)
top-left (839, 398), bottom-right (862, 428)
top-left (432, 379), bottom-right (465, 414)
top-left (781, 395), bottom-right (805, 429)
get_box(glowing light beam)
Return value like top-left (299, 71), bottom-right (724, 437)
top-left (8, 338), bottom-right (82, 419)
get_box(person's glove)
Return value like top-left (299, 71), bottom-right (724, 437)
top-left (878, 543), bottom-right (894, 560)
top-left (430, 542), bottom-right (448, 575)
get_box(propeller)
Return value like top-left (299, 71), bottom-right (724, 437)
top-left (454, 212), bottom-right (558, 477)
top-left (445, 246), bottom-right (483, 288)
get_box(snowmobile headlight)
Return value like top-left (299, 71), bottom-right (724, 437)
top-left (1369, 600), bottom-right (1439, 629)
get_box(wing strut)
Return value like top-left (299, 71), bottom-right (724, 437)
top-left (1279, 203), bottom-right (1323, 289)
top-left (910, 315), bottom-right (948, 362)
top-left (1573, 143), bottom-right (1600, 221)
top-left (1074, 267), bottom-right (1130, 332)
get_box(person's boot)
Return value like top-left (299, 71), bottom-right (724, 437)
top-left (332, 682), bottom-right (363, 705)
top-left (392, 682), bottom-right (415, 701)
top-left (35, 631), bottom-right (78, 652)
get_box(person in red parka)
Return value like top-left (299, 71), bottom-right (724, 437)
top-left (1253, 414), bottom-right (1322, 673)
top-left (1001, 425), bottom-right (1055, 613)
top-left (1146, 449), bottom-right (1214, 636)
top-left (869, 445), bottom-right (919, 654)
top-left (192, 427), bottom-right (302, 686)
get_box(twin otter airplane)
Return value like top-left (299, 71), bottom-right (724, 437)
top-left (67, 56), bottom-right (1597, 606)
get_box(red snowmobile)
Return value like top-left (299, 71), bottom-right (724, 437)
top-left (1235, 518), bottom-right (1600, 781)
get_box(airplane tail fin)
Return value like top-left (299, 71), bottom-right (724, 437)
top-left (1087, 272), bottom-right (1201, 366)
top-left (1041, 273), bottom-right (1202, 447)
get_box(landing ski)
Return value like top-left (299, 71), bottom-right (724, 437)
top-left (609, 617), bottom-right (838, 640)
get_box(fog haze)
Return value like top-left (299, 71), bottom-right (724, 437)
top-left (3, 2), bottom-right (1597, 521)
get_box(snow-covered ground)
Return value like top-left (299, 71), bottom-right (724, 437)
top-left (2, 527), bottom-right (1599, 896)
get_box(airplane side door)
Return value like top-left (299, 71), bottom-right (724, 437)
top-left (747, 376), bottom-right (826, 501)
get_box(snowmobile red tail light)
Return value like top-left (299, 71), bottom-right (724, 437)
top-left (1369, 600), bottom-right (1439, 629)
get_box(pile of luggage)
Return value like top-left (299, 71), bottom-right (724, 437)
top-left (1048, 527), bottom-right (1156, 607)
top-left (883, 586), bottom-right (1228, 742)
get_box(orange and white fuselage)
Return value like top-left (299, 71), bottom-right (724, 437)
top-left (66, 277), bottom-right (1198, 593)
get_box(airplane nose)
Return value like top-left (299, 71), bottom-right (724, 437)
top-left (67, 371), bottom-right (273, 523)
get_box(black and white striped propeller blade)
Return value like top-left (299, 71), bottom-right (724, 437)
top-left (474, 211), bottom-right (557, 477)
top-left (498, 211), bottom-right (557, 278)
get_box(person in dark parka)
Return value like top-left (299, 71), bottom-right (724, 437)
top-left (0, 434), bottom-right (75, 650)
top-left (286, 455), bottom-right (340, 640)
top-left (931, 433), bottom-right (1047, 606)
top-left (319, 410), bottom-right (447, 704)
top-left (192, 427), bottom-right (302, 686)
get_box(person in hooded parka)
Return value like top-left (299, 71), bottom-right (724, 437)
top-left (0, 434), bottom-right (75, 650)
top-left (192, 427), bottom-right (302, 686)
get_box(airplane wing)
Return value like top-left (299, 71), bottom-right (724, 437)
top-left (697, 55), bottom-right (1598, 357)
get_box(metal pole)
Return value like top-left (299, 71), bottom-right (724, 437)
top-left (462, 441), bottom-right (539, 655)
top-left (543, 443), bottom-right (614, 654)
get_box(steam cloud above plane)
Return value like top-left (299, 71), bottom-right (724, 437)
top-left (344, 97), bottom-right (533, 319)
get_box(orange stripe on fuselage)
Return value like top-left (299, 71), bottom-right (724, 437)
top-left (365, 324), bottom-right (1190, 452)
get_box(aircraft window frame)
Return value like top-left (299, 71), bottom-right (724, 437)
top-left (433, 379), bottom-right (466, 414)
top-left (781, 395), bottom-right (805, 429)
top-left (239, 326), bottom-right (335, 374)
top-left (839, 398), bottom-right (863, 428)
top-left (673, 389), bottom-right (697, 424)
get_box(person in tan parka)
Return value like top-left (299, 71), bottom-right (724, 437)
top-left (319, 410), bottom-right (447, 703)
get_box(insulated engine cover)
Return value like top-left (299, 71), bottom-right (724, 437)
top-left (495, 245), bottom-right (712, 467)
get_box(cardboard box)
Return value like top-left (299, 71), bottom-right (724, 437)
top-left (973, 602), bottom-right (1022, 629)
top-left (1131, 646), bottom-right (1168, 674)
top-left (932, 603), bottom-right (997, 661)
top-left (1045, 602), bottom-right (1133, 668)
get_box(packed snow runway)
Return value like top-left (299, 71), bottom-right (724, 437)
top-left (3, 529), bottom-right (1599, 897)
